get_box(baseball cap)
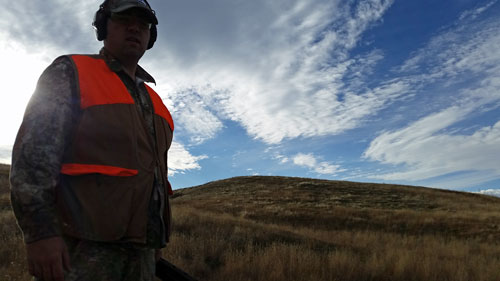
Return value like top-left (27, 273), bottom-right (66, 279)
top-left (108, 0), bottom-right (158, 24)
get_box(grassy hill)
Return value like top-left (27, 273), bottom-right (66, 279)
top-left (1, 168), bottom-right (500, 280)
top-left (171, 176), bottom-right (500, 240)
top-left (166, 176), bottom-right (500, 281)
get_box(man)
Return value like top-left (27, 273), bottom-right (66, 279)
top-left (10, 0), bottom-right (174, 280)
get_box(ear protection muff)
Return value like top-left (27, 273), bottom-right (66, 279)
top-left (148, 24), bottom-right (157, 49)
top-left (93, 3), bottom-right (109, 42)
top-left (92, 0), bottom-right (157, 49)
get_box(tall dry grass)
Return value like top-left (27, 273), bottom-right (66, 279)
top-left (0, 165), bottom-right (31, 281)
top-left (163, 204), bottom-right (500, 281)
top-left (2, 170), bottom-right (500, 281)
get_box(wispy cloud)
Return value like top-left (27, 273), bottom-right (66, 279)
top-left (273, 154), bottom-right (290, 164)
top-left (363, 12), bottom-right (500, 188)
top-left (292, 153), bottom-right (345, 175)
top-left (399, 11), bottom-right (500, 79)
top-left (459, 0), bottom-right (498, 21)
top-left (364, 116), bottom-right (500, 182)
top-left (150, 0), bottom-right (395, 144)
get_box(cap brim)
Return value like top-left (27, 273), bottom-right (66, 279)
top-left (111, 5), bottom-right (158, 24)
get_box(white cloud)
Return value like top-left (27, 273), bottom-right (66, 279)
top-left (476, 189), bottom-right (500, 198)
top-left (292, 153), bottom-right (345, 175)
top-left (274, 154), bottom-right (290, 164)
top-left (163, 89), bottom-right (223, 144)
top-left (0, 145), bottom-right (12, 164)
top-left (459, 0), bottom-right (498, 21)
top-left (364, 98), bottom-right (500, 186)
top-left (399, 12), bottom-right (500, 80)
top-left (148, 0), bottom-right (396, 144)
top-left (167, 142), bottom-right (208, 176)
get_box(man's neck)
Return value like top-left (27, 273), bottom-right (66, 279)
top-left (121, 61), bottom-right (138, 81)
top-left (100, 48), bottom-right (139, 80)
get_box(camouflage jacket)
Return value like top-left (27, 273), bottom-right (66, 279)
top-left (10, 48), bottom-right (168, 248)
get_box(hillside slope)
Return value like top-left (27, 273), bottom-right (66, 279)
top-left (165, 176), bottom-right (500, 280)
top-left (172, 176), bottom-right (500, 241)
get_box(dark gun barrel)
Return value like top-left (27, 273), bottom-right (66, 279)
top-left (155, 258), bottom-right (199, 281)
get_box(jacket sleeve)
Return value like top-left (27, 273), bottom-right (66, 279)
top-left (10, 56), bottom-right (80, 244)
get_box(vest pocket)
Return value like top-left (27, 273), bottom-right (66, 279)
top-left (61, 163), bottom-right (138, 176)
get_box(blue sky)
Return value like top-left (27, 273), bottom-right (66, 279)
top-left (1, 0), bottom-right (499, 196)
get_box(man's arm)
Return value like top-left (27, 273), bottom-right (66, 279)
top-left (10, 55), bottom-right (79, 243)
top-left (10, 56), bottom-right (80, 280)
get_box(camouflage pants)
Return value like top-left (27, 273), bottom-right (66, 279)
top-left (36, 236), bottom-right (156, 281)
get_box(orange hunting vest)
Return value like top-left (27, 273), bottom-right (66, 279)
top-left (55, 54), bottom-right (174, 243)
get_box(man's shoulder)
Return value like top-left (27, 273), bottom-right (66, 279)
top-left (53, 54), bottom-right (102, 64)
top-left (38, 54), bottom-right (101, 87)
top-left (44, 54), bottom-right (106, 76)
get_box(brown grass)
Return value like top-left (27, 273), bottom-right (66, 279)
top-left (166, 176), bottom-right (500, 281)
top-left (164, 205), bottom-right (500, 281)
top-left (1, 169), bottom-right (500, 280)
top-left (0, 164), bottom-right (31, 281)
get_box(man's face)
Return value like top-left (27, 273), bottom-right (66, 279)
top-left (104, 8), bottom-right (152, 62)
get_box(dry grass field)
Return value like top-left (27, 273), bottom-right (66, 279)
top-left (1, 165), bottom-right (500, 280)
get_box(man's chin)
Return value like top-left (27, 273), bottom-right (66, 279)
top-left (122, 48), bottom-right (146, 61)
